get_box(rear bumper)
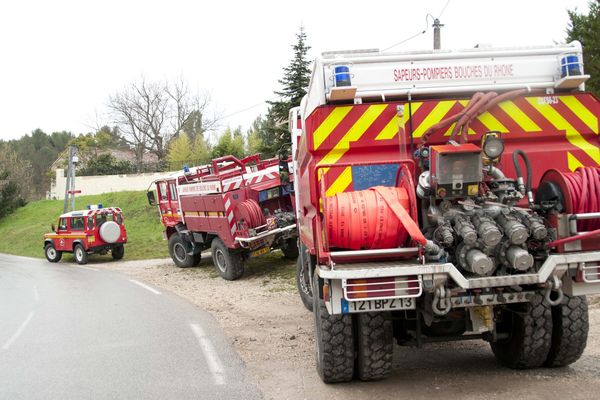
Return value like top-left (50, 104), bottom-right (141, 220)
top-left (319, 251), bottom-right (600, 315)
top-left (318, 251), bottom-right (600, 294)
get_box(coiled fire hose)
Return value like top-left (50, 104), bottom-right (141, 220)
top-left (236, 199), bottom-right (265, 228)
top-left (563, 167), bottom-right (600, 231)
top-left (325, 186), bottom-right (427, 250)
top-left (544, 166), bottom-right (600, 248)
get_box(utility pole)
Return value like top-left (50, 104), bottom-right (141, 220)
top-left (433, 18), bottom-right (444, 50)
top-left (62, 145), bottom-right (78, 213)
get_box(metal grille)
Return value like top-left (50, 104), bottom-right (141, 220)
top-left (342, 276), bottom-right (422, 302)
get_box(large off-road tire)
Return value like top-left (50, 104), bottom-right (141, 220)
top-left (169, 233), bottom-right (195, 268)
top-left (355, 312), bottom-right (393, 381)
top-left (73, 243), bottom-right (88, 265)
top-left (491, 293), bottom-right (553, 369)
top-left (112, 244), bottom-right (125, 260)
top-left (313, 271), bottom-right (354, 383)
top-left (44, 243), bottom-right (62, 263)
top-left (281, 238), bottom-right (299, 259)
top-left (545, 294), bottom-right (589, 367)
top-left (296, 251), bottom-right (313, 312)
top-left (211, 238), bottom-right (244, 281)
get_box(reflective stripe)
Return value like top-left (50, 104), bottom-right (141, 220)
top-left (325, 167), bottom-right (353, 197)
top-left (498, 100), bottom-right (541, 132)
top-left (527, 98), bottom-right (600, 165)
top-left (313, 106), bottom-right (353, 150)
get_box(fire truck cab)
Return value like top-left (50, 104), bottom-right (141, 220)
top-left (294, 41), bottom-right (600, 383)
top-left (44, 206), bottom-right (127, 264)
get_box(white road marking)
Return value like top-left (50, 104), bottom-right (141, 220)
top-left (2, 311), bottom-right (35, 350)
top-left (33, 286), bottom-right (39, 303)
top-left (190, 323), bottom-right (225, 385)
top-left (72, 265), bottom-right (98, 271)
top-left (129, 279), bottom-right (161, 295)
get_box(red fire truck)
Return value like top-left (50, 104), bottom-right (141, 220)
top-left (294, 41), bottom-right (600, 382)
top-left (148, 154), bottom-right (297, 280)
top-left (44, 206), bottom-right (127, 264)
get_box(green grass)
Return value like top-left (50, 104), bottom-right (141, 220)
top-left (0, 191), bottom-right (165, 260)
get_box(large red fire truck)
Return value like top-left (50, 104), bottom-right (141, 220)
top-left (148, 154), bottom-right (297, 280)
top-left (294, 41), bottom-right (600, 382)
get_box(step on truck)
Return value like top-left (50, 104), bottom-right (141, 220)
top-left (148, 154), bottom-right (297, 280)
top-left (293, 41), bottom-right (600, 382)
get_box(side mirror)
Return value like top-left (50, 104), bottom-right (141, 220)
top-left (147, 191), bottom-right (156, 206)
top-left (51, 223), bottom-right (56, 232)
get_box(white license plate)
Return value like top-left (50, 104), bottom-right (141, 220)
top-left (345, 297), bottom-right (416, 313)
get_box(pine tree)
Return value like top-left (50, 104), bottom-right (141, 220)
top-left (246, 116), bottom-right (264, 155)
top-left (567, 1), bottom-right (600, 94)
top-left (260, 26), bottom-right (311, 157)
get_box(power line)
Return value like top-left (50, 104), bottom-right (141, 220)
top-left (382, 0), bottom-right (451, 52)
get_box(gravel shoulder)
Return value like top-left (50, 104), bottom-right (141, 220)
top-left (94, 255), bottom-right (600, 400)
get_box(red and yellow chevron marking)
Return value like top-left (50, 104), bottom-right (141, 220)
top-left (306, 93), bottom-right (600, 198)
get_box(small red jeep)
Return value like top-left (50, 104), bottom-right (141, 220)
top-left (43, 206), bottom-right (128, 264)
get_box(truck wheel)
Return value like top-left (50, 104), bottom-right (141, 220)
top-left (313, 271), bottom-right (354, 383)
top-left (281, 238), bottom-right (299, 259)
top-left (211, 238), bottom-right (244, 280)
top-left (74, 243), bottom-right (88, 265)
top-left (169, 233), bottom-right (195, 268)
top-left (544, 295), bottom-right (589, 367)
top-left (296, 254), bottom-right (313, 311)
top-left (45, 243), bottom-right (62, 263)
top-left (355, 312), bottom-right (393, 381)
top-left (112, 245), bottom-right (125, 260)
top-left (491, 293), bottom-right (552, 369)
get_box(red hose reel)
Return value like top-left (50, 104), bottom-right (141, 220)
top-left (540, 167), bottom-right (600, 231)
top-left (324, 183), bottom-right (426, 251)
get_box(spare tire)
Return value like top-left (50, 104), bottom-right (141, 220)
top-left (99, 221), bottom-right (121, 243)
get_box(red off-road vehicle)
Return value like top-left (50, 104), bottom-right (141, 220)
top-left (43, 206), bottom-right (128, 264)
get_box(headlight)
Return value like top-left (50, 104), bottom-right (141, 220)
top-left (483, 136), bottom-right (504, 159)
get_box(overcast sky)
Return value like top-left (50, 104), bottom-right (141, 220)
top-left (0, 0), bottom-right (591, 141)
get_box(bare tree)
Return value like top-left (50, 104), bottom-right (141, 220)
top-left (107, 77), bottom-right (216, 170)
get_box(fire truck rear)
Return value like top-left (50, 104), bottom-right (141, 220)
top-left (294, 42), bottom-right (600, 382)
top-left (148, 154), bottom-right (297, 280)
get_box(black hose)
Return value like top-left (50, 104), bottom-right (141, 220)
top-left (512, 149), bottom-right (532, 194)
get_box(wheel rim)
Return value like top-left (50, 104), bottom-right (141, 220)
top-left (173, 242), bottom-right (187, 262)
top-left (76, 247), bottom-right (83, 260)
top-left (215, 249), bottom-right (227, 273)
top-left (47, 247), bottom-right (56, 259)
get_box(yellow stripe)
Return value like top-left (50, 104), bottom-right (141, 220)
top-left (412, 101), bottom-right (456, 138)
top-left (567, 152), bottom-right (585, 172)
top-left (318, 104), bottom-right (388, 169)
top-left (313, 106), bottom-right (353, 150)
top-left (375, 118), bottom-right (399, 140)
top-left (526, 98), bottom-right (600, 165)
top-left (560, 96), bottom-right (598, 134)
top-left (477, 112), bottom-right (508, 133)
top-left (325, 167), bottom-right (353, 196)
top-left (498, 101), bottom-right (540, 132)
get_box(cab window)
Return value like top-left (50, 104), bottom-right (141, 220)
top-left (115, 214), bottom-right (123, 224)
top-left (71, 217), bottom-right (85, 231)
top-left (169, 183), bottom-right (178, 201)
top-left (159, 182), bottom-right (168, 201)
top-left (87, 217), bottom-right (94, 230)
top-left (58, 218), bottom-right (67, 231)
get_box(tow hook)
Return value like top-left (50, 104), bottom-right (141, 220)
top-left (544, 274), bottom-right (564, 306)
top-left (432, 286), bottom-right (452, 316)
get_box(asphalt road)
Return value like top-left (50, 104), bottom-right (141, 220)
top-left (0, 254), bottom-right (261, 400)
